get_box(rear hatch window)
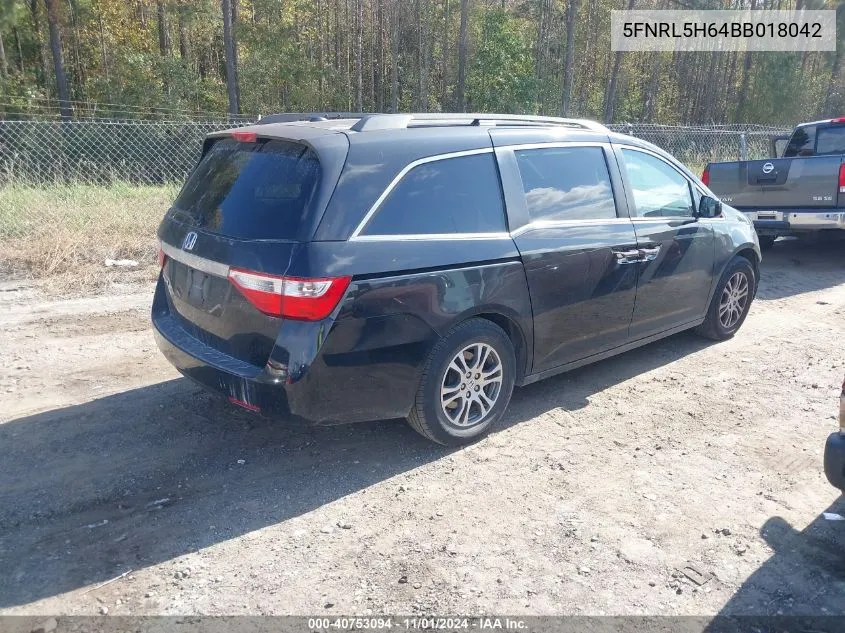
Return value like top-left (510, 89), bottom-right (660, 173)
top-left (170, 138), bottom-right (321, 240)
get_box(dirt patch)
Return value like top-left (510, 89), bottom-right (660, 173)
top-left (1, 238), bottom-right (844, 617)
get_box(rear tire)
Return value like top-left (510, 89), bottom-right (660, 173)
top-left (695, 256), bottom-right (756, 341)
top-left (758, 235), bottom-right (776, 251)
top-left (407, 319), bottom-right (516, 446)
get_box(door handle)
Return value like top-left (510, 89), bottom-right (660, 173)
top-left (639, 246), bottom-right (661, 262)
top-left (613, 249), bottom-right (642, 264)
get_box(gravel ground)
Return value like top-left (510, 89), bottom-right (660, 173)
top-left (1, 237), bottom-right (844, 617)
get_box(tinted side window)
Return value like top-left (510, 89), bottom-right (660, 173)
top-left (815, 126), bottom-right (845, 155)
top-left (514, 146), bottom-right (617, 222)
top-left (784, 125), bottom-right (817, 157)
top-left (361, 153), bottom-right (506, 236)
top-left (621, 149), bottom-right (694, 218)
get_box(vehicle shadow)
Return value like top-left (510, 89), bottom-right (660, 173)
top-left (707, 496), bottom-right (845, 625)
top-left (0, 328), bottom-right (713, 608)
top-left (756, 235), bottom-right (845, 301)
top-left (505, 329), bottom-right (711, 417)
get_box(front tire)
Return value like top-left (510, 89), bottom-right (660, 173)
top-left (407, 319), bottom-right (516, 446)
top-left (695, 256), bottom-right (756, 341)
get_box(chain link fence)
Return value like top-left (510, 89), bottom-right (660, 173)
top-left (0, 119), bottom-right (791, 186)
top-left (0, 118), bottom-right (792, 287)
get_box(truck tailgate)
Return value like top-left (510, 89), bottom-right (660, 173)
top-left (709, 155), bottom-right (842, 209)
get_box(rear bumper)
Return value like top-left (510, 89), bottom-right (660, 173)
top-left (824, 432), bottom-right (845, 492)
top-left (151, 276), bottom-right (425, 424)
top-left (742, 210), bottom-right (845, 235)
top-left (152, 310), bottom-right (296, 417)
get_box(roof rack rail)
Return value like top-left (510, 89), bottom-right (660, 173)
top-left (257, 112), bottom-right (374, 124)
top-left (349, 113), bottom-right (610, 133)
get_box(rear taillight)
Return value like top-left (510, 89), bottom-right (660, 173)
top-left (701, 165), bottom-right (710, 187)
top-left (830, 117), bottom-right (845, 124)
top-left (839, 163), bottom-right (845, 194)
top-left (227, 268), bottom-right (352, 320)
top-left (157, 245), bottom-right (167, 269)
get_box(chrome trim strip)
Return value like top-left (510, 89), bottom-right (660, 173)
top-left (349, 147), bottom-right (496, 239)
top-left (160, 241), bottom-right (231, 278)
top-left (510, 218), bottom-right (634, 237)
top-left (505, 141), bottom-right (609, 152)
top-left (350, 232), bottom-right (512, 242)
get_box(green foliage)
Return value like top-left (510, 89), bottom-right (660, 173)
top-left (466, 9), bottom-right (536, 113)
top-left (0, 0), bottom-right (842, 124)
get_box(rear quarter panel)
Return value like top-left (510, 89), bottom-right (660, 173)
top-left (276, 239), bottom-right (534, 423)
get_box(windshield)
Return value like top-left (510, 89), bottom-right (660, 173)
top-left (171, 138), bottom-right (321, 240)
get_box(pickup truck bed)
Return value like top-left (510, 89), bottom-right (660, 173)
top-left (704, 118), bottom-right (845, 248)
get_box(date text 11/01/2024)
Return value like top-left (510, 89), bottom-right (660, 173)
top-left (621, 21), bottom-right (823, 39)
top-left (307, 618), bottom-right (528, 630)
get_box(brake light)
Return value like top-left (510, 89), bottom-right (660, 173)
top-left (830, 117), bottom-right (845, 124)
top-left (701, 165), bottom-right (710, 186)
top-left (157, 244), bottom-right (167, 269)
top-left (232, 130), bottom-right (257, 143)
top-left (228, 268), bottom-right (352, 320)
top-left (839, 163), bottom-right (845, 194)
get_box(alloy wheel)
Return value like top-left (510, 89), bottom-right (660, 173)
top-left (440, 343), bottom-right (503, 427)
top-left (718, 271), bottom-right (749, 329)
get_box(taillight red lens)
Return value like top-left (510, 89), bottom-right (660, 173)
top-left (232, 130), bottom-right (257, 143)
top-left (228, 268), bottom-right (352, 320)
top-left (830, 117), bottom-right (845, 124)
top-left (157, 245), bottom-right (167, 269)
top-left (839, 163), bottom-right (845, 194)
top-left (701, 165), bottom-right (710, 186)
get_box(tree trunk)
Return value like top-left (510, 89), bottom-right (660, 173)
top-left (823, 4), bottom-right (845, 116)
top-left (157, 1), bottom-right (172, 57)
top-left (66, 0), bottom-right (85, 89)
top-left (44, 0), bottom-right (72, 120)
top-left (641, 52), bottom-right (661, 122)
top-left (317, 0), bottom-right (324, 106)
top-left (734, 0), bottom-right (758, 122)
top-left (417, 0), bottom-right (429, 111)
top-left (354, 0), bottom-right (363, 110)
top-left (29, 0), bottom-right (49, 90)
top-left (823, 47), bottom-right (843, 116)
top-left (375, 0), bottom-right (384, 112)
top-left (603, 0), bottom-right (635, 124)
top-left (390, 0), bottom-right (399, 112)
top-left (455, 0), bottom-right (468, 111)
top-left (97, 13), bottom-right (109, 82)
top-left (440, 0), bottom-right (449, 110)
top-left (14, 27), bottom-right (25, 73)
top-left (0, 30), bottom-right (7, 77)
top-left (222, 0), bottom-right (240, 116)
top-left (560, 0), bottom-right (578, 116)
top-left (178, 8), bottom-right (191, 61)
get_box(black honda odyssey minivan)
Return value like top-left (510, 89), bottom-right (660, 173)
top-left (152, 113), bottom-right (760, 445)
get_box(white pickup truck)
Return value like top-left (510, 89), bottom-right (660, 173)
top-left (703, 118), bottom-right (845, 249)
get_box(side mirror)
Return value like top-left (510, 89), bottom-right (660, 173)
top-left (697, 195), bottom-right (722, 219)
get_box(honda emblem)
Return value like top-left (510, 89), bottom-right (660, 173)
top-left (182, 231), bottom-right (198, 251)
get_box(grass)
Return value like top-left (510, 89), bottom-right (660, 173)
top-left (0, 183), bottom-right (178, 293)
